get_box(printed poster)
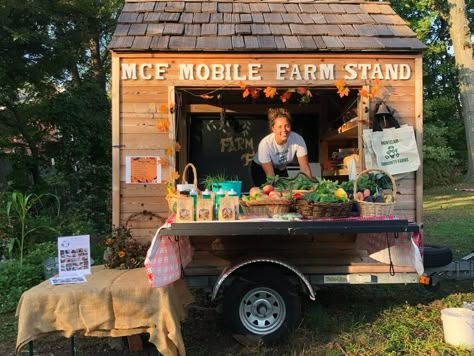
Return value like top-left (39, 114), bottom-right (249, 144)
top-left (50, 275), bottom-right (87, 285)
top-left (57, 235), bottom-right (91, 276)
top-left (125, 156), bottom-right (162, 184)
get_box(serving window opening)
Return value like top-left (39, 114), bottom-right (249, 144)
top-left (176, 88), bottom-right (361, 192)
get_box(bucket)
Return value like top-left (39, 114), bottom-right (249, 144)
top-left (441, 308), bottom-right (474, 349)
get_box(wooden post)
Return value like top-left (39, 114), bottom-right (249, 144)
top-left (111, 53), bottom-right (121, 227)
top-left (358, 84), bottom-right (370, 171)
top-left (414, 55), bottom-right (424, 224)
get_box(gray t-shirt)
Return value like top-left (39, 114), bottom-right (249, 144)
top-left (253, 132), bottom-right (308, 170)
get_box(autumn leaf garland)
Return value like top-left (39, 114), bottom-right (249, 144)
top-left (336, 79), bottom-right (382, 98)
top-left (240, 82), bottom-right (313, 104)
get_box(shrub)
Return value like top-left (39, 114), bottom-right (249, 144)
top-left (24, 241), bottom-right (57, 266)
top-left (423, 124), bottom-right (462, 187)
top-left (0, 260), bottom-right (43, 313)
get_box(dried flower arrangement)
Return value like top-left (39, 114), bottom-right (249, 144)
top-left (103, 226), bottom-right (151, 270)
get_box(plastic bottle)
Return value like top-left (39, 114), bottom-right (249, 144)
top-left (189, 189), bottom-right (198, 220)
top-left (202, 189), bottom-right (214, 220)
top-left (215, 188), bottom-right (225, 218)
top-left (202, 189), bottom-right (212, 199)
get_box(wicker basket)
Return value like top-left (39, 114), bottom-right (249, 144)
top-left (240, 199), bottom-right (291, 217)
top-left (166, 163), bottom-right (199, 213)
top-left (295, 199), bottom-right (354, 219)
top-left (354, 168), bottom-right (396, 217)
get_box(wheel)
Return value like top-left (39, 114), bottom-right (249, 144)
top-left (223, 272), bottom-right (302, 346)
top-left (423, 244), bottom-right (453, 268)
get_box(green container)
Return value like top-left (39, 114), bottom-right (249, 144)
top-left (211, 181), bottom-right (242, 197)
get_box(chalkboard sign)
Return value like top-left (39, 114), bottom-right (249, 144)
top-left (189, 113), bottom-right (318, 192)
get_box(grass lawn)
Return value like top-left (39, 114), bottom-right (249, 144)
top-left (423, 183), bottom-right (474, 258)
top-left (1, 183), bottom-right (473, 355)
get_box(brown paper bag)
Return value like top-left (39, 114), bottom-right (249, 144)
top-left (218, 197), bottom-right (236, 221)
top-left (196, 198), bottom-right (214, 221)
top-left (176, 197), bottom-right (194, 222)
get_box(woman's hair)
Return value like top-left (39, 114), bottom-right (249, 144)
top-left (267, 108), bottom-right (292, 130)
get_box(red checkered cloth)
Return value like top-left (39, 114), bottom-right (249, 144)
top-left (145, 214), bottom-right (194, 288)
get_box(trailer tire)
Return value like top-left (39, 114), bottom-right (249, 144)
top-left (423, 244), bottom-right (453, 267)
top-left (223, 273), bottom-right (301, 346)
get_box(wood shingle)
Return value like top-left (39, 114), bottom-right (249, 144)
top-left (258, 36), bottom-right (278, 49)
top-left (110, 0), bottom-right (426, 52)
top-left (202, 2), bottom-right (218, 13)
top-left (201, 23), bottom-right (218, 36)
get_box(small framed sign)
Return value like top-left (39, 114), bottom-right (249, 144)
top-left (125, 156), bottom-right (162, 184)
top-left (57, 235), bottom-right (91, 276)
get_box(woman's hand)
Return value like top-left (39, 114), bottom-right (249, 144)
top-left (297, 154), bottom-right (312, 178)
top-left (261, 161), bottom-right (275, 179)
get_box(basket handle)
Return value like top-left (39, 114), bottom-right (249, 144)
top-left (181, 163), bottom-right (199, 191)
top-left (353, 168), bottom-right (397, 199)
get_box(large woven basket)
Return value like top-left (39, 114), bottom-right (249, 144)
top-left (240, 199), bottom-right (291, 217)
top-left (166, 163), bottom-right (199, 213)
top-left (295, 199), bottom-right (354, 219)
top-left (354, 168), bottom-right (396, 217)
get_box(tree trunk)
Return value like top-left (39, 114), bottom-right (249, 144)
top-left (11, 107), bottom-right (43, 186)
top-left (447, 0), bottom-right (474, 181)
top-left (89, 37), bottom-right (107, 91)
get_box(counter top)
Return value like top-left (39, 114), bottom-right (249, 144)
top-left (158, 217), bottom-right (420, 236)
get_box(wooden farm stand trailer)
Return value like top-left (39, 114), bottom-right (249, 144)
top-left (108, 0), bottom-right (447, 343)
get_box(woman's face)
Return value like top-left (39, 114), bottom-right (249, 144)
top-left (272, 116), bottom-right (291, 144)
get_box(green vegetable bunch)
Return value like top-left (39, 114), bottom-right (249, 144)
top-left (356, 173), bottom-right (392, 194)
top-left (302, 178), bottom-right (348, 203)
top-left (264, 173), bottom-right (318, 191)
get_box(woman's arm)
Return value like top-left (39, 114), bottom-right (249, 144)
top-left (297, 154), bottom-right (312, 177)
top-left (261, 161), bottom-right (275, 178)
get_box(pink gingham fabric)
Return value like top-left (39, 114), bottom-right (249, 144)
top-left (145, 215), bottom-right (194, 288)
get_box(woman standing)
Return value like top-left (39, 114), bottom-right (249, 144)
top-left (251, 108), bottom-right (312, 186)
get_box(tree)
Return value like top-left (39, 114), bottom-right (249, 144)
top-left (391, 0), bottom-right (474, 182)
top-left (0, 0), bottom-right (121, 189)
top-left (446, 0), bottom-right (474, 180)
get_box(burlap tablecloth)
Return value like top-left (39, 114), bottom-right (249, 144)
top-left (16, 265), bottom-right (193, 356)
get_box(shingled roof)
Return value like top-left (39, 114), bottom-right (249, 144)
top-left (109, 0), bottom-right (426, 52)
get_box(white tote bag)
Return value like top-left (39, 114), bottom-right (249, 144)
top-left (363, 128), bottom-right (379, 170)
top-left (371, 125), bottom-right (421, 175)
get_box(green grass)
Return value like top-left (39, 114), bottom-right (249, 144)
top-left (423, 183), bottom-right (474, 258)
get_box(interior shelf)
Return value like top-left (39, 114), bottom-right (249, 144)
top-left (324, 118), bottom-right (358, 141)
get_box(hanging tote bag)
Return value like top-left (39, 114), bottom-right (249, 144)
top-left (362, 128), bottom-right (378, 170)
top-left (144, 223), bottom-right (194, 288)
top-left (363, 104), bottom-right (401, 171)
top-left (364, 104), bottom-right (420, 175)
top-left (371, 123), bottom-right (421, 175)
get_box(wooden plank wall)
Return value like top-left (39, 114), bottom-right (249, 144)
top-left (114, 53), bottom-right (422, 241)
top-left (185, 234), bottom-right (417, 276)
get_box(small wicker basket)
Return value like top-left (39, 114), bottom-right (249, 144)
top-left (166, 163), bottom-right (199, 213)
top-left (240, 199), bottom-right (291, 217)
top-left (295, 199), bottom-right (354, 219)
top-left (354, 168), bottom-right (396, 217)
